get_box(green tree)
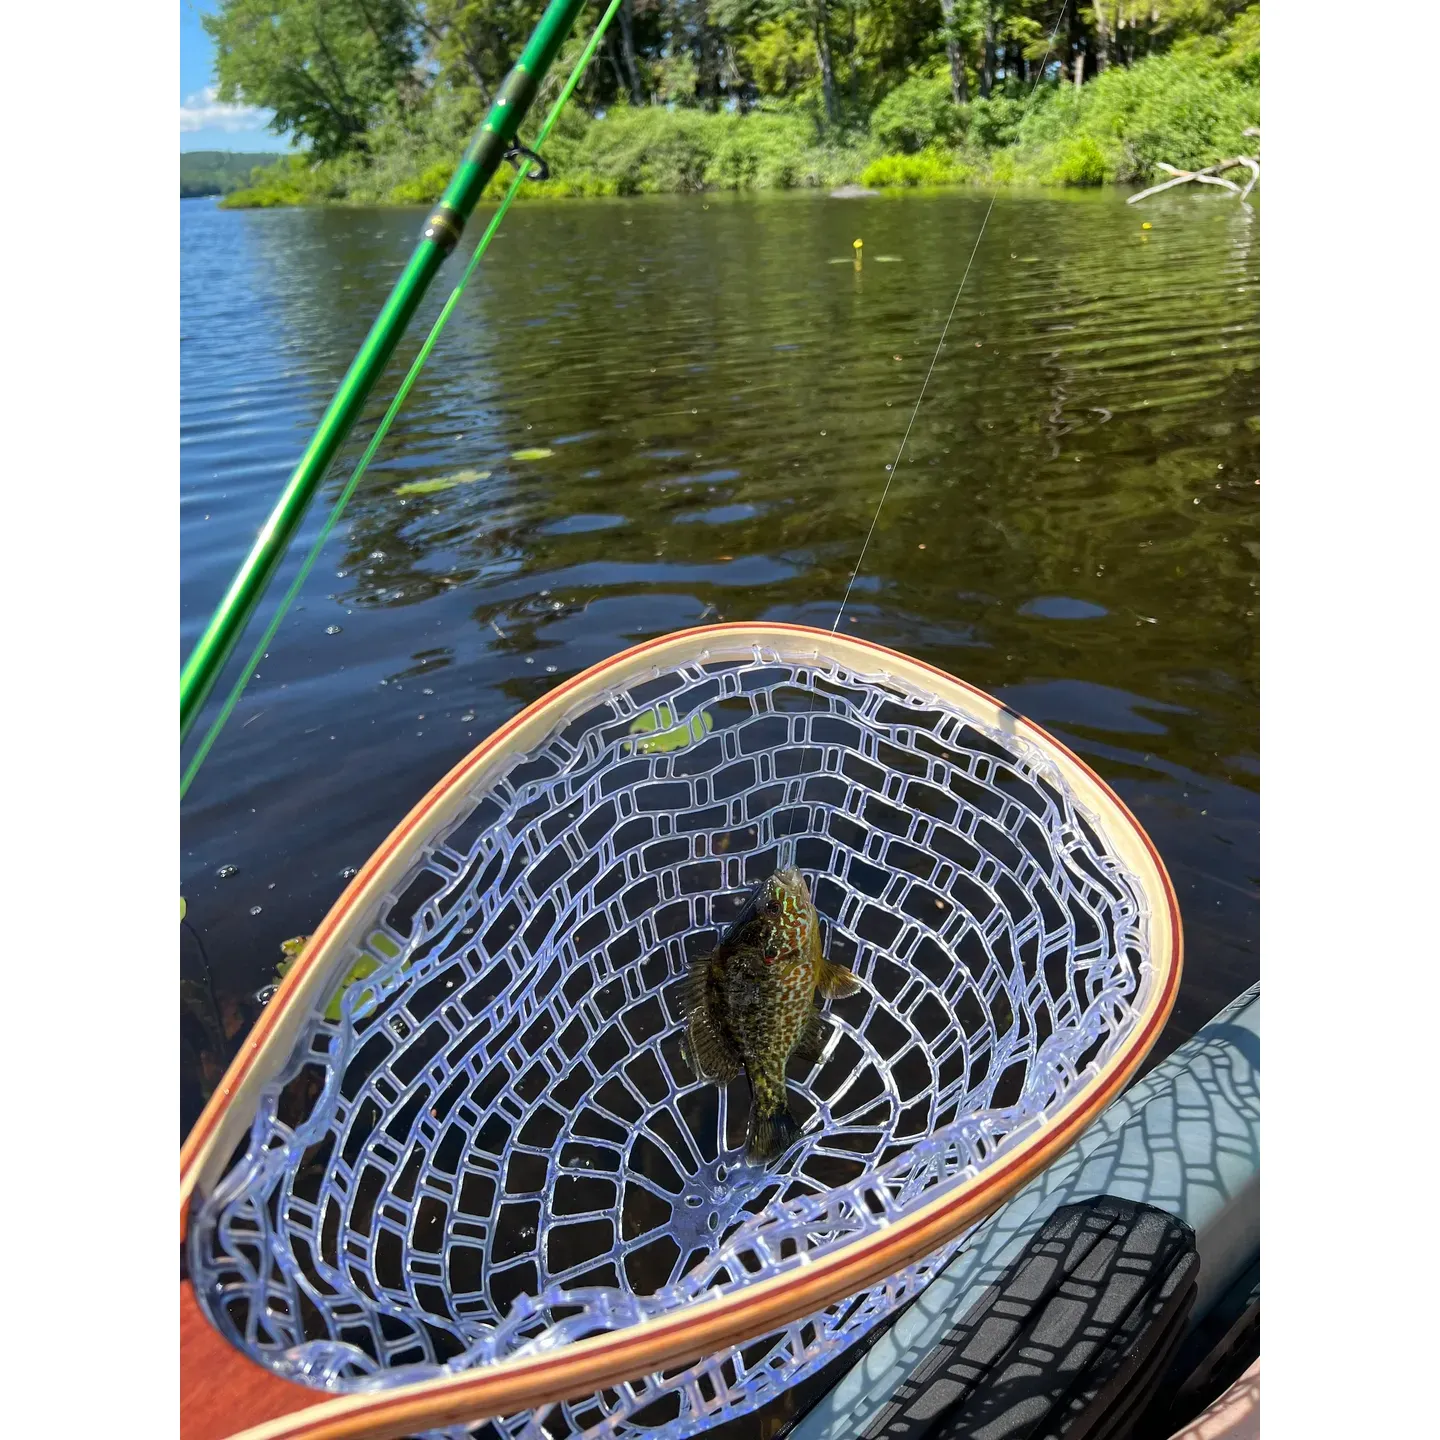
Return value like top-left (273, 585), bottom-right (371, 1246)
top-left (405, 1), bottom-right (550, 102)
top-left (205, 0), bottom-right (418, 158)
top-left (738, 16), bottom-right (818, 98)
top-left (937, 0), bottom-right (969, 103)
top-left (615, 0), bottom-right (647, 103)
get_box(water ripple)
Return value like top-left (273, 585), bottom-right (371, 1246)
top-left (180, 188), bottom-right (1258, 1137)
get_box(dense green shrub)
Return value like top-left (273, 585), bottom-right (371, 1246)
top-left (388, 160), bottom-right (451, 205)
top-left (548, 106), bottom-right (856, 194)
top-left (869, 74), bottom-right (966, 154)
top-left (860, 149), bottom-right (971, 189)
top-left (223, 154), bottom-right (345, 206)
top-left (1077, 54), bottom-right (1257, 178)
top-left (1044, 134), bottom-right (1111, 186)
top-left (709, 113), bottom-right (812, 189)
top-left (966, 95), bottom-right (1026, 151)
top-left (1011, 18), bottom-right (1259, 182)
top-left (569, 106), bottom-right (715, 194)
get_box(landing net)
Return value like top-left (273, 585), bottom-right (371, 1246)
top-left (189, 634), bottom-right (1160, 1439)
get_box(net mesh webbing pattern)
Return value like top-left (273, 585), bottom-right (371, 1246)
top-left (190, 644), bottom-right (1152, 1439)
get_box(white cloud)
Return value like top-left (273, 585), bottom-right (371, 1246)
top-left (180, 86), bottom-right (273, 134)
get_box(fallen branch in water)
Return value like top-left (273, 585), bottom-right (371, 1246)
top-left (1129, 153), bottom-right (1261, 206)
top-left (1233, 155), bottom-right (1260, 201)
top-left (1163, 161), bottom-right (1241, 192)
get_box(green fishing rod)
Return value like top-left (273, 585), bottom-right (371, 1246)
top-left (180, 0), bottom-right (593, 743)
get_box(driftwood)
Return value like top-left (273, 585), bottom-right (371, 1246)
top-left (1130, 129), bottom-right (1260, 206)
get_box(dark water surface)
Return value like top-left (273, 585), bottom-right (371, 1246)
top-left (180, 188), bottom-right (1258, 1143)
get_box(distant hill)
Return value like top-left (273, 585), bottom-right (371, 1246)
top-left (181, 151), bottom-right (286, 198)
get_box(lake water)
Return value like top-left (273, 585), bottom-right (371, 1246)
top-left (180, 187), bottom-right (1258, 1156)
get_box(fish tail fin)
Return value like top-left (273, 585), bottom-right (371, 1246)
top-left (680, 952), bottom-right (742, 1082)
top-left (817, 956), bottom-right (862, 999)
top-left (745, 1100), bottom-right (802, 1166)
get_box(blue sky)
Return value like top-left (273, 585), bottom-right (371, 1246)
top-left (181, 0), bottom-right (294, 153)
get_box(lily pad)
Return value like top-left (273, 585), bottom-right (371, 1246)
top-left (627, 702), bottom-right (714, 754)
top-left (511, 447), bottom-right (555, 462)
top-left (394, 468), bottom-right (490, 497)
top-left (272, 929), bottom-right (409, 1023)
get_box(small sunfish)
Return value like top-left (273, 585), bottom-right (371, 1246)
top-left (680, 867), bottom-right (860, 1164)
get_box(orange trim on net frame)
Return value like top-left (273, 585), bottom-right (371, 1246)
top-left (179, 621), bottom-right (1183, 1440)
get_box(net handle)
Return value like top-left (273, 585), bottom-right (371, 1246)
top-left (180, 622), bottom-right (1182, 1439)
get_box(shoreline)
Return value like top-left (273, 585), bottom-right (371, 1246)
top-left (212, 175), bottom-right (1221, 211)
top-left (196, 10), bottom-right (1256, 216)
top-left (209, 180), bottom-right (1259, 212)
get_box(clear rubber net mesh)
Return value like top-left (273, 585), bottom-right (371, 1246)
top-left (190, 646), bottom-right (1151, 1439)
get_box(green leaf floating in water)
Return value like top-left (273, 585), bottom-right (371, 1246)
top-left (627, 702), bottom-right (714, 754)
top-left (274, 929), bottom-right (409, 1023)
top-left (394, 468), bottom-right (490, 497)
top-left (180, 896), bottom-right (187, 921)
top-left (511, 447), bottom-right (554, 462)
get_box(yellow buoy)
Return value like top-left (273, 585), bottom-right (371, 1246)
top-left (853, 238), bottom-right (863, 249)
top-left (1141, 222), bottom-right (1152, 231)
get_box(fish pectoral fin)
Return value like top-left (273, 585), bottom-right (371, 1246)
top-left (680, 952), bottom-right (743, 1082)
top-left (790, 1009), bottom-right (833, 1069)
top-left (816, 957), bottom-right (863, 999)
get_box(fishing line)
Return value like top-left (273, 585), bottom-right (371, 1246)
top-left (781, 5), bottom-right (1072, 866)
top-left (181, 0), bottom-right (625, 800)
top-left (831, 0), bottom-right (1072, 634)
